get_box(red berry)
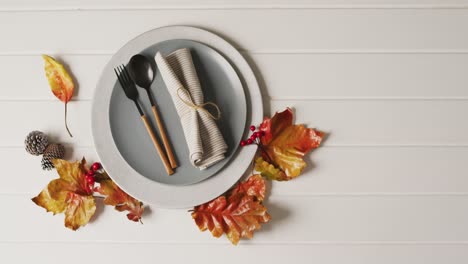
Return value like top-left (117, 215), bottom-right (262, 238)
top-left (250, 125), bottom-right (256, 131)
top-left (91, 162), bottom-right (101, 171)
top-left (259, 131), bottom-right (265, 137)
top-left (86, 170), bottom-right (95, 177)
top-left (253, 132), bottom-right (260, 138)
top-left (86, 175), bottom-right (95, 185)
top-left (240, 140), bottom-right (247, 146)
top-left (247, 139), bottom-right (253, 144)
top-left (250, 135), bottom-right (256, 141)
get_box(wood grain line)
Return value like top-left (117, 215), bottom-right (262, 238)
top-left (1, 6), bottom-right (468, 12)
top-left (1, 241), bottom-right (468, 245)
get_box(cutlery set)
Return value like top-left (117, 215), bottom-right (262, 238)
top-left (114, 55), bottom-right (176, 175)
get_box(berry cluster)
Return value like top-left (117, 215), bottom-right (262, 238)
top-left (85, 162), bottom-right (101, 190)
top-left (240, 125), bottom-right (265, 147)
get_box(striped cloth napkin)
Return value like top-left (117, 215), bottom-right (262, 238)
top-left (155, 48), bottom-right (227, 170)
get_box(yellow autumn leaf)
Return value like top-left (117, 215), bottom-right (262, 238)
top-left (64, 193), bottom-right (96, 231)
top-left (254, 157), bottom-right (287, 181)
top-left (42, 55), bottom-right (75, 137)
top-left (32, 187), bottom-right (67, 215)
top-left (32, 159), bottom-right (96, 230)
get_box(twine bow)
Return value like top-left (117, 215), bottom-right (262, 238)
top-left (176, 88), bottom-right (221, 120)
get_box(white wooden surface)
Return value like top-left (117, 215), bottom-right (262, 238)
top-left (1, 1), bottom-right (468, 263)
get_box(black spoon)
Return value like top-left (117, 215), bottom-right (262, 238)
top-left (128, 55), bottom-right (178, 169)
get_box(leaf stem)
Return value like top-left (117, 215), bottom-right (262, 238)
top-left (250, 153), bottom-right (256, 175)
top-left (256, 142), bottom-right (274, 165)
top-left (65, 103), bottom-right (73, 137)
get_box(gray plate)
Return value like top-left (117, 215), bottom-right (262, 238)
top-left (109, 40), bottom-right (247, 186)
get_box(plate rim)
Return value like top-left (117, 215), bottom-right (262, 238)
top-left (91, 26), bottom-right (263, 208)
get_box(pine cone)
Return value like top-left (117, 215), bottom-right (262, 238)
top-left (25, 131), bottom-right (49, 156)
top-left (41, 144), bottom-right (65, 170)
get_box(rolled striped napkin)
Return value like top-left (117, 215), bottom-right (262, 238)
top-left (155, 48), bottom-right (227, 170)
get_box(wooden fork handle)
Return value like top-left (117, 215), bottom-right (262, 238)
top-left (152, 105), bottom-right (177, 169)
top-left (141, 115), bottom-right (174, 175)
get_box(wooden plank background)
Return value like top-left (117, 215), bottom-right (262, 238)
top-left (1, 1), bottom-right (467, 263)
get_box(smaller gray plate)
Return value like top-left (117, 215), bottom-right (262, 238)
top-left (109, 40), bottom-right (247, 186)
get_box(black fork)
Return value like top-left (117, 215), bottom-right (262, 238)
top-left (114, 64), bottom-right (174, 175)
top-left (114, 65), bottom-right (144, 116)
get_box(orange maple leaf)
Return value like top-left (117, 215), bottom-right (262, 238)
top-left (229, 174), bottom-right (266, 201)
top-left (32, 159), bottom-right (96, 230)
top-left (191, 175), bottom-right (270, 245)
top-left (95, 172), bottom-right (144, 223)
top-left (255, 108), bottom-right (323, 181)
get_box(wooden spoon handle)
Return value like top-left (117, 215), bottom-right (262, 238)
top-left (152, 105), bottom-right (177, 169)
top-left (141, 115), bottom-right (174, 175)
